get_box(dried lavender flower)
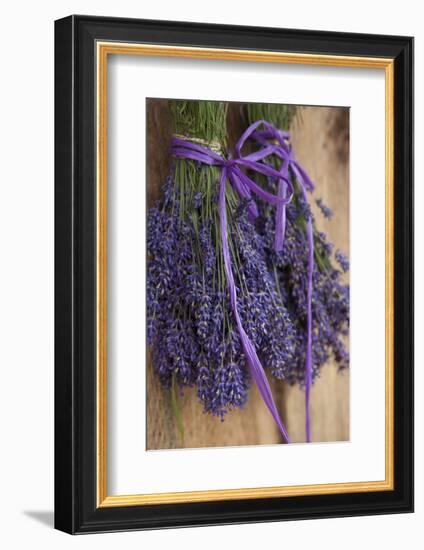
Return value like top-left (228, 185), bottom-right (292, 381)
top-left (316, 197), bottom-right (333, 219)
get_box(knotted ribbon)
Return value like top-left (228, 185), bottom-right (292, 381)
top-left (172, 120), bottom-right (315, 443)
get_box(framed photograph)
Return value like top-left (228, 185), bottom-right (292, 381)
top-left (54, 15), bottom-right (413, 533)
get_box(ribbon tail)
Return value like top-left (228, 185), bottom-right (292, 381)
top-left (305, 211), bottom-right (314, 443)
top-left (218, 167), bottom-right (291, 444)
top-left (289, 161), bottom-right (314, 442)
top-left (274, 161), bottom-right (290, 252)
top-left (236, 323), bottom-right (291, 443)
top-left (292, 162), bottom-right (314, 192)
top-left (274, 180), bottom-right (287, 252)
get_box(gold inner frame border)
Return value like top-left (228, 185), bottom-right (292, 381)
top-left (96, 42), bottom-right (394, 508)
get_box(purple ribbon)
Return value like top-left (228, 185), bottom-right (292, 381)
top-left (251, 126), bottom-right (315, 443)
top-left (172, 120), bottom-right (294, 443)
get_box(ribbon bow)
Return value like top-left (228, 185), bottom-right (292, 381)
top-left (171, 120), bottom-right (315, 443)
top-left (172, 120), bottom-right (295, 245)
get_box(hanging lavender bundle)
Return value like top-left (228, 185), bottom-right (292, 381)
top-left (245, 103), bottom-right (350, 386)
top-left (147, 101), bottom-right (295, 436)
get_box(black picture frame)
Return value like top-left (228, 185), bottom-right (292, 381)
top-left (55, 14), bottom-right (414, 534)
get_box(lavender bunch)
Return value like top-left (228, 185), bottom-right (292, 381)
top-left (147, 100), bottom-right (296, 421)
top-left (245, 103), bottom-right (350, 385)
top-left (259, 189), bottom-right (350, 385)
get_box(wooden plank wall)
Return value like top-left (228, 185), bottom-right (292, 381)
top-left (146, 100), bottom-right (349, 449)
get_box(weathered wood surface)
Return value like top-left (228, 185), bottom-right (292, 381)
top-left (146, 101), bottom-right (349, 449)
top-left (284, 107), bottom-right (350, 443)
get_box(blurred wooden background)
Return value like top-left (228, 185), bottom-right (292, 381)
top-left (146, 100), bottom-right (349, 449)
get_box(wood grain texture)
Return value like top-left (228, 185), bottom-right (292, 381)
top-left (146, 101), bottom-right (349, 449)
